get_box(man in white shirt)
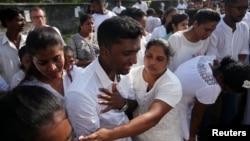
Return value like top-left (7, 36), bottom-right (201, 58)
top-left (112, 0), bottom-right (126, 15)
top-left (176, 0), bottom-right (187, 14)
top-left (0, 7), bottom-right (26, 85)
top-left (132, 0), bottom-right (148, 13)
top-left (205, 0), bottom-right (249, 127)
top-left (91, 0), bottom-right (116, 32)
top-left (65, 16), bottom-right (144, 140)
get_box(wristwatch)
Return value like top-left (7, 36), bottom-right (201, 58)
top-left (119, 100), bottom-right (128, 112)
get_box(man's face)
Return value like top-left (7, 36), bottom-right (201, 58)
top-left (193, 21), bottom-right (218, 40)
top-left (194, 2), bottom-right (203, 10)
top-left (30, 9), bottom-right (46, 27)
top-left (225, 0), bottom-right (248, 23)
top-left (6, 13), bottom-right (25, 32)
top-left (104, 37), bottom-right (141, 75)
top-left (91, 2), bottom-right (103, 13)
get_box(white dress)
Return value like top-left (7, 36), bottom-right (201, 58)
top-left (130, 66), bottom-right (183, 141)
top-left (174, 56), bottom-right (221, 140)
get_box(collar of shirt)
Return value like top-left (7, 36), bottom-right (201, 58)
top-left (1, 33), bottom-right (27, 49)
top-left (94, 58), bottom-right (114, 88)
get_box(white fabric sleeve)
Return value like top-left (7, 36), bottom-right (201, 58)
top-left (239, 23), bottom-right (249, 55)
top-left (10, 73), bottom-right (20, 90)
top-left (0, 76), bottom-right (9, 91)
top-left (206, 32), bottom-right (219, 58)
top-left (155, 81), bottom-right (182, 107)
top-left (196, 85), bottom-right (221, 104)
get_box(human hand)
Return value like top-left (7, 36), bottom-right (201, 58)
top-left (98, 83), bottom-right (126, 113)
top-left (78, 128), bottom-right (113, 141)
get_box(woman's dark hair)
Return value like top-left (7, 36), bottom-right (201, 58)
top-left (63, 46), bottom-right (74, 81)
top-left (63, 45), bottom-right (74, 56)
top-left (185, 8), bottom-right (198, 26)
top-left (166, 13), bottom-right (189, 34)
top-left (20, 26), bottom-right (64, 84)
top-left (0, 85), bottom-right (65, 141)
top-left (217, 56), bottom-right (250, 93)
top-left (192, 8), bottom-right (221, 25)
top-left (97, 16), bottom-right (144, 48)
top-left (146, 8), bottom-right (156, 16)
top-left (26, 26), bottom-right (63, 56)
top-left (120, 7), bottom-right (146, 22)
top-left (146, 39), bottom-right (174, 58)
top-left (162, 7), bottom-right (178, 25)
top-left (18, 46), bottom-right (29, 70)
top-left (78, 14), bottom-right (93, 32)
top-left (0, 7), bottom-right (24, 28)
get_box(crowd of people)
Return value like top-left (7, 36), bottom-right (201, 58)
top-left (1, 0), bottom-right (250, 141)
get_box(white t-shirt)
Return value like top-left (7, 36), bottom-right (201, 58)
top-left (130, 66), bottom-right (182, 141)
top-left (65, 58), bottom-right (134, 141)
top-left (0, 34), bottom-right (26, 85)
top-left (176, 3), bottom-right (187, 14)
top-left (112, 6), bottom-right (126, 15)
top-left (132, 1), bottom-right (148, 12)
top-left (206, 19), bottom-right (249, 61)
top-left (92, 11), bottom-right (116, 32)
top-left (151, 25), bottom-right (166, 39)
top-left (168, 30), bottom-right (209, 72)
top-left (174, 55), bottom-right (221, 140)
top-left (146, 16), bottom-right (162, 33)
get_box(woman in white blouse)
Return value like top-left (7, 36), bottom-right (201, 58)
top-left (19, 26), bottom-right (82, 102)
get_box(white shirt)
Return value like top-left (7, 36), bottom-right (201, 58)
top-left (112, 6), bottom-right (126, 15)
top-left (0, 34), bottom-right (26, 85)
top-left (206, 19), bottom-right (249, 61)
top-left (151, 25), bottom-right (167, 39)
top-left (168, 30), bottom-right (209, 72)
top-left (65, 58), bottom-right (134, 140)
top-left (132, 1), bottom-right (148, 12)
top-left (146, 16), bottom-right (162, 33)
top-left (0, 75), bottom-right (9, 91)
top-left (22, 68), bottom-right (80, 102)
top-left (92, 11), bottom-right (116, 32)
top-left (10, 69), bottom-right (25, 90)
top-left (130, 66), bottom-right (182, 141)
top-left (176, 3), bottom-right (187, 14)
top-left (174, 56), bottom-right (221, 140)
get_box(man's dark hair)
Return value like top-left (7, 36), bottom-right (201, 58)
top-left (97, 16), bottom-right (144, 48)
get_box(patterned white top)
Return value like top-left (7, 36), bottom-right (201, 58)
top-left (174, 55), bottom-right (221, 140)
